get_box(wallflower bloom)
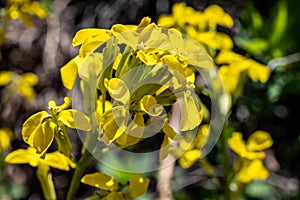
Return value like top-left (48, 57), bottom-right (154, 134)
top-left (177, 125), bottom-right (208, 168)
top-left (0, 71), bottom-right (38, 101)
top-left (0, 128), bottom-right (14, 152)
top-left (22, 97), bottom-right (91, 156)
top-left (6, 0), bottom-right (47, 26)
top-left (216, 50), bottom-right (270, 97)
top-left (81, 172), bottom-right (150, 200)
top-left (228, 131), bottom-right (273, 183)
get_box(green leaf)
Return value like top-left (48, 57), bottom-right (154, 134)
top-left (270, 0), bottom-right (288, 46)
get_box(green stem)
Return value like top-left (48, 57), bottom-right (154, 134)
top-left (232, 181), bottom-right (245, 200)
top-left (220, 130), bottom-right (231, 200)
top-left (37, 165), bottom-right (57, 200)
top-left (199, 158), bottom-right (220, 187)
top-left (66, 148), bottom-right (92, 200)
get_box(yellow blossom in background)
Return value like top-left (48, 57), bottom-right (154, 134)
top-left (0, 128), bottom-right (14, 152)
top-left (6, 0), bottom-right (47, 26)
top-left (178, 125), bottom-right (208, 168)
top-left (228, 131), bottom-right (273, 183)
top-left (81, 173), bottom-right (150, 200)
top-left (0, 71), bottom-right (38, 101)
top-left (216, 50), bottom-right (270, 97)
top-left (237, 159), bottom-right (269, 183)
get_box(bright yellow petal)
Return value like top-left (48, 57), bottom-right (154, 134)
top-left (107, 78), bottom-right (130, 104)
top-left (43, 151), bottom-right (76, 171)
top-left (60, 58), bottom-right (78, 90)
top-left (0, 71), bottom-right (12, 86)
top-left (126, 174), bottom-right (150, 198)
top-left (22, 111), bottom-right (50, 147)
top-left (116, 112), bottom-right (144, 147)
top-left (0, 128), bottom-right (14, 152)
top-left (237, 159), bottom-right (269, 183)
top-left (33, 121), bottom-right (55, 154)
top-left (247, 131), bottom-right (273, 151)
top-left (72, 28), bottom-right (109, 46)
top-left (81, 172), bottom-right (119, 191)
top-left (58, 109), bottom-right (91, 131)
top-left (247, 60), bottom-right (270, 83)
top-left (5, 148), bottom-right (39, 167)
top-left (180, 91), bottom-right (202, 131)
top-left (178, 149), bottom-right (200, 168)
top-left (196, 32), bottom-right (233, 50)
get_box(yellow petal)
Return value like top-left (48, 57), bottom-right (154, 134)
top-left (180, 91), bottom-right (202, 131)
top-left (138, 17), bottom-right (151, 28)
top-left (139, 95), bottom-right (163, 116)
top-left (116, 112), bottom-right (144, 147)
top-left (247, 131), bottom-right (273, 151)
top-left (196, 32), bottom-right (233, 50)
top-left (105, 192), bottom-right (124, 200)
top-left (0, 71), bottom-right (12, 86)
top-left (126, 174), bottom-right (150, 198)
top-left (107, 78), bottom-right (130, 104)
top-left (178, 149), bottom-right (200, 168)
top-left (58, 109), bottom-right (91, 131)
top-left (0, 128), bottom-right (14, 152)
top-left (60, 58), bottom-right (78, 90)
top-left (22, 111), bottom-right (50, 147)
top-left (81, 172), bottom-right (119, 191)
top-left (247, 60), bottom-right (270, 83)
top-left (33, 121), bottom-right (55, 154)
top-left (100, 106), bottom-right (127, 143)
top-left (43, 151), bottom-right (76, 171)
top-left (72, 28), bottom-right (109, 46)
top-left (5, 148), bottom-right (39, 167)
top-left (237, 159), bottom-right (269, 183)
top-left (20, 72), bottom-right (39, 85)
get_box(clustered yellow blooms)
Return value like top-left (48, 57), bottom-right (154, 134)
top-left (22, 97), bottom-right (91, 157)
top-left (81, 173), bottom-right (150, 200)
top-left (158, 3), bottom-right (271, 102)
top-left (60, 17), bottom-right (213, 160)
top-left (0, 128), bottom-right (14, 152)
top-left (177, 125), bottom-right (209, 168)
top-left (5, 0), bottom-right (47, 26)
top-left (228, 131), bottom-right (273, 183)
top-left (0, 71), bottom-right (38, 101)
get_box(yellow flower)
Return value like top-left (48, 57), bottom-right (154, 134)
top-left (22, 97), bottom-right (91, 155)
top-left (202, 4), bottom-right (233, 30)
top-left (5, 147), bottom-right (75, 171)
top-left (6, 0), bottom-right (47, 26)
top-left (0, 71), bottom-right (38, 101)
top-left (0, 128), bottom-right (14, 152)
top-left (228, 131), bottom-right (273, 183)
top-left (228, 131), bottom-right (273, 160)
top-left (216, 50), bottom-right (270, 83)
top-left (81, 173), bottom-right (150, 199)
top-left (178, 125), bottom-right (208, 168)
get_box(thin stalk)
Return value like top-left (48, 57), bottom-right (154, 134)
top-left (220, 130), bottom-right (231, 200)
top-left (66, 147), bottom-right (92, 200)
top-left (37, 165), bottom-right (57, 200)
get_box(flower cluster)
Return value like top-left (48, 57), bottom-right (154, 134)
top-left (228, 131), bottom-right (273, 183)
top-left (0, 71), bottom-right (38, 101)
top-left (158, 3), bottom-right (271, 102)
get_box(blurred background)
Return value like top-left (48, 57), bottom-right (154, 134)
top-left (1, 0), bottom-right (300, 199)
